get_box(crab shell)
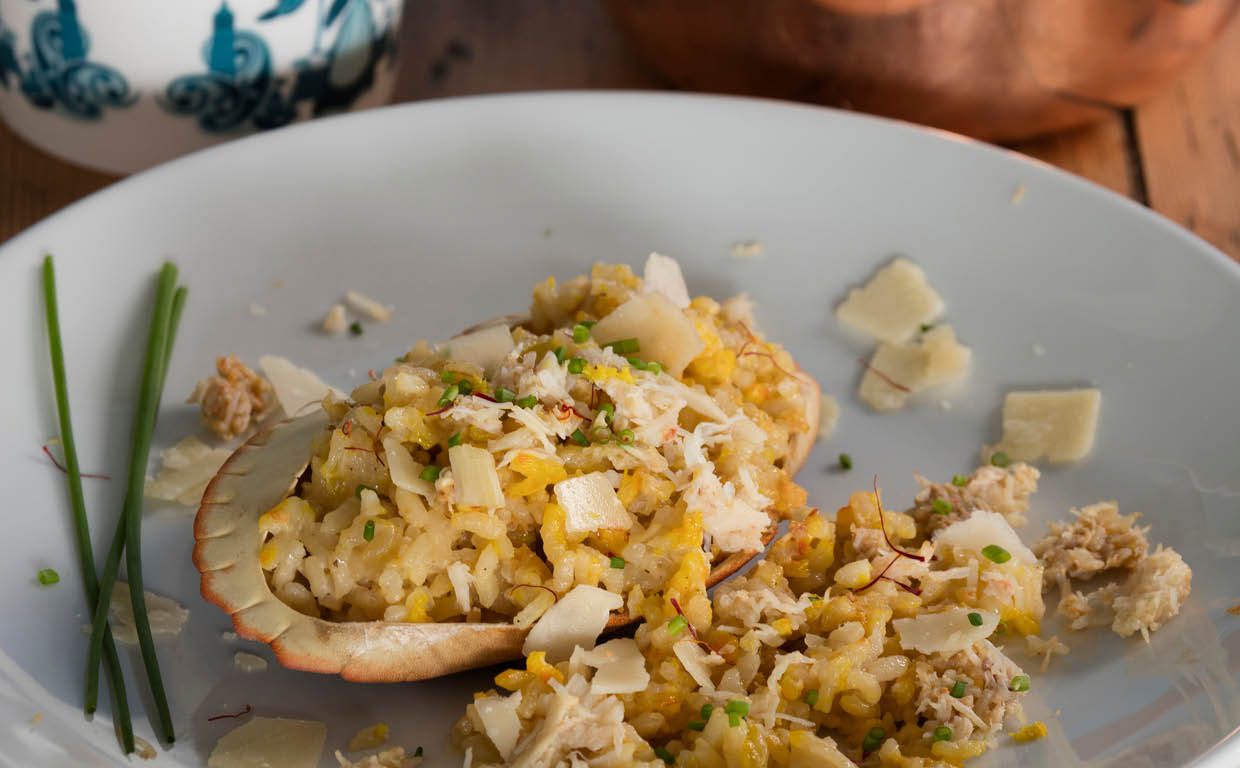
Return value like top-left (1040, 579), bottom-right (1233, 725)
top-left (194, 353), bottom-right (821, 683)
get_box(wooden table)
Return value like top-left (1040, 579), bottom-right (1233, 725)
top-left (3, 0), bottom-right (1238, 261)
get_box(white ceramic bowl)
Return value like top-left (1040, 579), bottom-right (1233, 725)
top-left (0, 0), bottom-right (404, 173)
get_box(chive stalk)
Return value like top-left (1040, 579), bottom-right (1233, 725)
top-left (85, 262), bottom-right (180, 744)
top-left (42, 256), bottom-right (136, 753)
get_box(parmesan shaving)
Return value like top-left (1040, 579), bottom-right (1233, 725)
top-left (836, 257), bottom-right (944, 343)
top-left (448, 445), bottom-right (505, 509)
top-left (475, 693), bottom-right (522, 759)
top-left (258, 355), bottom-right (345, 418)
top-left (590, 292), bottom-right (704, 378)
top-left (322, 304), bottom-right (348, 334)
top-left (672, 640), bottom-right (724, 690)
top-left (233, 651), bottom-right (268, 673)
top-left (554, 473), bottom-right (632, 536)
top-left (576, 638), bottom-right (649, 695)
top-left (438, 324), bottom-right (516, 377)
top-left (984, 388), bottom-right (1101, 464)
top-left (103, 584), bottom-right (189, 646)
top-left (641, 252), bottom-right (691, 309)
top-left (345, 290), bottom-right (392, 322)
top-left (522, 585), bottom-right (623, 662)
top-left (893, 607), bottom-right (998, 654)
top-left (207, 717), bottom-right (327, 768)
top-left (858, 325), bottom-right (970, 411)
top-left (934, 510), bottom-right (1037, 565)
top-left (144, 435), bottom-right (231, 506)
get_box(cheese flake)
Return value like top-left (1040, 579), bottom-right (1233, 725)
top-left (893, 607), bottom-right (999, 655)
top-left (985, 388), bottom-right (1101, 463)
top-left (553, 472), bottom-right (632, 536)
top-left (577, 637), bottom-right (649, 695)
top-left (258, 355), bottom-right (345, 418)
top-left (642, 252), bottom-right (691, 309)
top-left (522, 585), bottom-right (623, 662)
top-left (207, 717), bottom-right (327, 768)
top-left (144, 435), bottom-right (232, 506)
top-left (858, 325), bottom-right (970, 411)
top-left (836, 258), bottom-right (944, 342)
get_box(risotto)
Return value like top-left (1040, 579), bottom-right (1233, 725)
top-left (256, 258), bottom-right (817, 629)
top-left (447, 455), bottom-right (1192, 768)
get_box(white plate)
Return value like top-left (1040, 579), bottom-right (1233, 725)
top-left (2, 92), bottom-right (1239, 768)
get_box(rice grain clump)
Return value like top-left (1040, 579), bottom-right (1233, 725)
top-left (452, 488), bottom-right (1042, 767)
top-left (257, 260), bottom-right (815, 628)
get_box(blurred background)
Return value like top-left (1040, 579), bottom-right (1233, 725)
top-left (2, 0), bottom-right (1238, 259)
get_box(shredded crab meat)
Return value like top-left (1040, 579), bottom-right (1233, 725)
top-left (1032, 501), bottom-right (1149, 592)
top-left (908, 462), bottom-right (1039, 536)
top-left (186, 355), bottom-right (274, 439)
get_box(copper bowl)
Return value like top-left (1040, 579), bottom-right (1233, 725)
top-left (605, 0), bottom-right (1240, 141)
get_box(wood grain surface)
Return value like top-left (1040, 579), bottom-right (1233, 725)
top-left (1, 0), bottom-right (1236, 262)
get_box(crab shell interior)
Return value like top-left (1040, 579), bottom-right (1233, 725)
top-left (194, 348), bottom-right (821, 683)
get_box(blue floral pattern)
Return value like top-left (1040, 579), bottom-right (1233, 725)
top-left (0, 0), bottom-right (134, 119)
top-left (161, 1), bottom-right (397, 134)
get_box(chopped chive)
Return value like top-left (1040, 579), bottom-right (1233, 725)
top-left (995, 621), bottom-right (1008, 635)
top-left (933, 726), bottom-right (952, 742)
top-left (441, 370), bottom-right (457, 383)
top-left (609, 556), bottom-right (625, 569)
top-left (37, 568), bottom-right (60, 585)
top-left (687, 720), bottom-right (705, 732)
top-left (990, 451), bottom-right (1011, 468)
top-left (580, 320), bottom-right (596, 330)
top-left (516, 395), bottom-right (538, 409)
top-left (626, 356), bottom-right (645, 370)
top-left (569, 429), bottom-right (589, 447)
top-left (567, 358), bottom-right (585, 375)
top-left (43, 256), bottom-right (135, 752)
top-left (553, 346), bottom-right (567, 364)
top-left (803, 689), bottom-right (819, 707)
top-left (981, 544), bottom-right (1011, 564)
top-left (355, 483), bottom-right (377, 499)
top-left (931, 498), bottom-right (953, 515)
top-left (838, 453), bottom-right (853, 470)
top-left (605, 338), bottom-right (640, 355)
top-left (438, 384), bottom-right (459, 405)
top-left (363, 519), bottom-right (375, 541)
top-left (920, 323), bottom-right (932, 333)
top-left (448, 432), bottom-right (462, 447)
top-left (967, 612), bottom-right (983, 626)
top-left (496, 387), bottom-right (516, 403)
top-left (597, 402), bottom-right (614, 422)
top-left (700, 704), bottom-right (714, 721)
top-left (951, 474), bottom-right (968, 487)
top-left (1009, 674), bottom-right (1031, 692)
top-left (420, 465), bottom-right (442, 482)
top-left (653, 746), bottom-right (674, 764)
top-left (728, 711), bottom-right (741, 727)
top-left (572, 324), bottom-right (591, 343)
top-left (862, 726), bottom-right (885, 752)
top-left (349, 321), bottom-right (363, 336)
top-left (644, 361), bottom-right (663, 374)
top-left (616, 429), bottom-right (635, 445)
top-left (667, 615), bottom-right (687, 635)
top-left (724, 700), bottom-right (749, 716)
top-left (457, 379), bottom-right (473, 395)
top-left (950, 680), bottom-right (967, 698)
